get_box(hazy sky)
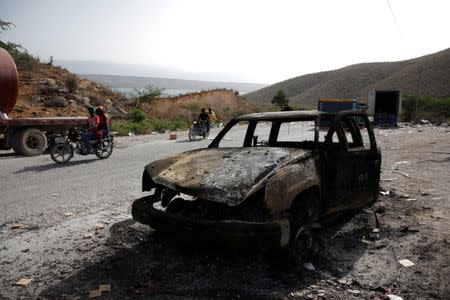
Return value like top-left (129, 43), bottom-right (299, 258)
top-left (1, 0), bottom-right (449, 83)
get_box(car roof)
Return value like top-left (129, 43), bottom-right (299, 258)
top-left (234, 110), bottom-right (333, 121)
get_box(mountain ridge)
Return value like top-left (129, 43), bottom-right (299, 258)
top-left (245, 48), bottom-right (450, 108)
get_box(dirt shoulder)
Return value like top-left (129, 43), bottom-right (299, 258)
top-left (0, 124), bottom-right (449, 300)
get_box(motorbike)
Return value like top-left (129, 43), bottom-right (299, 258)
top-left (188, 120), bottom-right (209, 141)
top-left (50, 126), bottom-right (114, 164)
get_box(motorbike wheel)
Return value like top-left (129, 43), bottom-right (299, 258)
top-left (95, 138), bottom-right (113, 159)
top-left (188, 127), bottom-right (198, 141)
top-left (50, 142), bottom-right (74, 164)
top-left (203, 129), bottom-right (209, 139)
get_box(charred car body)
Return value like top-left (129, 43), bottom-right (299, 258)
top-left (132, 110), bottom-right (381, 254)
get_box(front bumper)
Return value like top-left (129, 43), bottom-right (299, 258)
top-left (132, 196), bottom-right (291, 248)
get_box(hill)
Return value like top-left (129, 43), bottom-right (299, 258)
top-left (78, 74), bottom-right (267, 94)
top-left (7, 57), bottom-right (255, 122)
top-left (245, 48), bottom-right (450, 108)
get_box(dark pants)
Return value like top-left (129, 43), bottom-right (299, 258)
top-left (82, 131), bottom-right (97, 150)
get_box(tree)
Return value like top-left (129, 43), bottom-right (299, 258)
top-left (135, 85), bottom-right (164, 108)
top-left (271, 89), bottom-right (289, 110)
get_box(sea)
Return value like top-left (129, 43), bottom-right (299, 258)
top-left (112, 87), bottom-right (199, 98)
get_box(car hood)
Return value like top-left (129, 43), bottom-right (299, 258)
top-left (145, 147), bottom-right (311, 206)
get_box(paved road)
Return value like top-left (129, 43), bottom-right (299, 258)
top-left (0, 129), bottom-right (216, 230)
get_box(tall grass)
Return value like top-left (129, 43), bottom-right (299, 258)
top-left (111, 117), bottom-right (190, 136)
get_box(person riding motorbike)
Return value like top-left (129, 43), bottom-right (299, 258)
top-left (82, 106), bottom-right (99, 154)
top-left (95, 106), bottom-right (110, 141)
top-left (197, 107), bottom-right (210, 132)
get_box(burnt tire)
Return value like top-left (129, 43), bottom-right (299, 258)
top-left (17, 128), bottom-right (48, 156)
top-left (289, 188), bottom-right (320, 265)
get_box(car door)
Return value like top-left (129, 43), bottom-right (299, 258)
top-left (321, 113), bottom-right (381, 214)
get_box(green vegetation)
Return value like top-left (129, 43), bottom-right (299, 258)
top-left (134, 85), bottom-right (164, 107)
top-left (402, 95), bottom-right (450, 123)
top-left (64, 74), bottom-right (79, 93)
top-left (0, 19), bottom-right (40, 71)
top-left (271, 89), bottom-right (290, 110)
top-left (111, 108), bottom-right (190, 136)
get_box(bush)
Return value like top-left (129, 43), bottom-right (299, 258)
top-left (401, 95), bottom-right (450, 123)
top-left (111, 118), bottom-right (190, 136)
top-left (131, 108), bottom-right (148, 122)
top-left (65, 75), bottom-right (78, 93)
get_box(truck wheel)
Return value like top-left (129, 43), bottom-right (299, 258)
top-left (17, 128), bottom-right (48, 156)
top-left (11, 130), bottom-right (24, 155)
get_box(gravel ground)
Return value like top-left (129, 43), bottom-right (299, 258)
top-left (0, 124), bottom-right (449, 299)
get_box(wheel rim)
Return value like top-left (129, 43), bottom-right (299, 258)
top-left (52, 144), bottom-right (72, 163)
top-left (26, 136), bottom-right (40, 149)
top-left (96, 140), bottom-right (112, 158)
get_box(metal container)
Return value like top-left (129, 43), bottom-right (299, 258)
top-left (0, 47), bottom-right (19, 114)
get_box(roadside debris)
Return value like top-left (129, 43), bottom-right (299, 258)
top-left (399, 226), bottom-right (419, 233)
top-left (380, 191), bottom-right (391, 196)
top-left (304, 262), bottom-right (315, 271)
top-left (51, 193), bottom-right (60, 197)
top-left (83, 233), bottom-right (93, 239)
top-left (392, 170), bottom-right (411, 178)
top-left (94, 223), bottom-right (106, 230)
top-left (15, 278), bottom-right (32, 286)
top-left (398, 259), bottom-right (415, 267)
top-left (387, 295), bottom-right (403, 300)
top-left (63, 212), bottom-right (73, 217)
top-left (89, 284), bottom-right (111, 298)
top-left (10, 223), bottom-right (24, 229)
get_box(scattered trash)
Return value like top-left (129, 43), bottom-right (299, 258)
top-left (21, 248), bottom-right (30, 253)
top-left (440, 122), bottom-right (448, 127)
top-left (169, 133), bottom-right (177, 140)
top-left (380, 178), bottom-right (395, 182)
top-left (83, 233), bottom-right (93, 239)
top-left (128, 132), bottom-right (135, 136)
top-left (51, 193), bottom-right (60, 197)
top-left (361, 237), bottom-right (371, 244)
top-left (15, 278), bottom-right (32, 286)
top-left (99, 284), bottom-right (111, 292)
top-left (304, 262), bottom-right (315, 271)
top-left (380, 191), bottom-right (390, 196)
top-left (372, 228), bottom-right (380, 233)
top-left (399, 226), bottom-right (419, 233)
top-left (89, 289), bottom-right (102, 298)
top-left (63, 212), bottom-right (73, 217)
top-left (392, 170), bottom-right (411, 178)
top-left (387, 294), bottom-right (404, 300)
top-left (11, 223), bottom-right (24, 229)
top-left (89, 284), bottom-right (111, 298)
top-left (347, 289), bottom-right (361, 295)
top-left (95, 223), bottom-right (106, 230)
top-left (405, 198), bottom-right (417, 201)
top-left (398, 259), bottom-right (415, 267)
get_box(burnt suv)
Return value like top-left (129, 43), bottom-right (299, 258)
top-left (132, 110), bottom-right (381, 253)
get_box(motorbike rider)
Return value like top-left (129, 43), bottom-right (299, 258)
top-left (82, 106), bottom-right (99, 154)
top-left (197, 107), bottom-right (210, 132)
top-left (95, 106), bottom-right (110, 141)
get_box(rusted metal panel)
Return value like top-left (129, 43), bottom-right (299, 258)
top-left (264, 156), bottom-right (320, 215)
top-left (0, 48), bottom-right (19, 114)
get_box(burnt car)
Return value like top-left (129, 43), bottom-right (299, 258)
top-left (132, 110), bottom-right (381, 256)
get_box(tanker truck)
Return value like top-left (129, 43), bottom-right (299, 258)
top-left (0, 48), bottom-right (88, 156)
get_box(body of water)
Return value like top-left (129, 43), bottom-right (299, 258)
top-left (112, 87), bottom-right (199, 98)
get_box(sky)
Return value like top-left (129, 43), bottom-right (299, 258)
top-left (1, 0), bottom-right (449, 83)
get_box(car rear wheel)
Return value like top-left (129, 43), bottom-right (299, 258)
top-left (289, 188), bottom-right (320, 265)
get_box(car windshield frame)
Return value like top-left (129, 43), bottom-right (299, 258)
top-left (208, 115), bottom-right (321, 149)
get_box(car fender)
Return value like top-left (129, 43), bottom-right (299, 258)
top-left (264, 157), bottom-right (320, 216)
